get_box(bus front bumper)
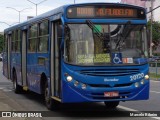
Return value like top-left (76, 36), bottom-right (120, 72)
top-left (61, 81), bottom-right (149, 103)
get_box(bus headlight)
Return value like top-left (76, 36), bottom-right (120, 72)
top-left (144, 75), bottom-right (149, 80)
top-left (135, 82), bottom-right (139, 88)
top-left (74, 81), bottom-right (79, 86)
top-left (66, 76), bottom-right (73, 82)
top-left (140, 79), bottom-right (145, 85)
top-left (81, 84), bottom-right (87, 89)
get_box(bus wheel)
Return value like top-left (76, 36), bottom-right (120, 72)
top-left (104, 101), bottom-right (119, 109)
top-left (44, 82), bottom-right (59, 110)
top-left (13, 71), bottom-right (22, 93)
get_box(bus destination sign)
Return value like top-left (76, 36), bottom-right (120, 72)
top-left (78, 8), bottom-right (135, 17)
top-left (67, 6), bottom-right (145, 19)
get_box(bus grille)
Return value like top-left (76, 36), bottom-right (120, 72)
top-left (79, 69), bottom-right (139, 76)
top-left (89, 83), bottom-right (133, 88)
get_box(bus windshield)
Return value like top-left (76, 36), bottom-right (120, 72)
top-left (64, 23), bottom-right (148, 65)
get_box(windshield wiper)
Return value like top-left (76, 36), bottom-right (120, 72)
top-left (115, 32), bottom-right (126, 50)
top-left (86, 20), bottom-right (104, 40)
top-left (115, 21), bottom-right (133, 50)
top-left (86, 20), bottom-right (110, 53)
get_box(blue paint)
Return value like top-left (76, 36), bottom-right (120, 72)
top-left (61, 62), bottom-right (149, 102)
top-left (3, 3), bottom-right (149, 105)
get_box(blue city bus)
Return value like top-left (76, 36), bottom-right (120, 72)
top-left (3, 3), bottom-right (150, 110)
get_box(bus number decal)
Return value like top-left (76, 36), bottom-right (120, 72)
top-left (130, 73), bottom-right (144, 81)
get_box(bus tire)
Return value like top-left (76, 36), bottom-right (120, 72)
top-left (44, 82), bottom-right (59, 110)
top-left (104, 101), bottom-right (119, 109)
top-left (13, 71), bottom-right (22, 94)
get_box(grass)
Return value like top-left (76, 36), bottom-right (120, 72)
top-left (149, 73), bottom-right (160, 79)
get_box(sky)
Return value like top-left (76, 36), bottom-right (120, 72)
top-left (0, 0), bottom-right (120, 32)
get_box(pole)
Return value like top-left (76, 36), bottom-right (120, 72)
top-left (150, 0), bottom-right (153, 56)
top-left (0, 21), bottom-right (19, 26)
top-left (6, 7), bottom-right (31, 23)
top-left (0, 22), bottom-right (11, 26)
top-left (147, 5), bottom-right (160, 13)
top-left (27, 0), bottom-right (47, 16)
top-left (36, 4), bottom-right (37, 16)
top-left (19, 11), bottom-right (20, 23)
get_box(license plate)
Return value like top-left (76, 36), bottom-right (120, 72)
top-left (104, 91), bottom-right (119, 97)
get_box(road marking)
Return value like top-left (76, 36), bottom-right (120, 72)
top-left (3, 89), bottom-right (12, 92)
top-left (150, 91), bottom-right (160, 94)
top-left (118, 105), bottom-right (137, 111)
top-left (118, 105), bottom-right (160, 120)
top-left (0, 87), bottom-right (13, 92)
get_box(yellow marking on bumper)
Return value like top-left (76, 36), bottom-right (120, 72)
top-left (23, 86), bottom-right (28, 91)
top-left (51, 96), bottom-right (61, 102)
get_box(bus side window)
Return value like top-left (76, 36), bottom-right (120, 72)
top-left (11, 31), bottom-right (15, 52)
top-left (38, 20), bottom-right (49, 53)
top-left (28, 24), bottom-right (38, 52)
top-left (57, 21), bottom-right (62, 40)
top-left (28, 38), bottom-right (37, 52)
top-left (15, 30), bottom-right (21, 52)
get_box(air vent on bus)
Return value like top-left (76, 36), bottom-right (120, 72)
top-left (89, 83), bottom-right (133, 88)
top-left (79, 69), bottom-right (139, 76)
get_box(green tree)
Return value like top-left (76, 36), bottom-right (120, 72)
top-left (0, 34), bottom-right (4, 53)
top-left (147, 21), bottom-right (160, 51)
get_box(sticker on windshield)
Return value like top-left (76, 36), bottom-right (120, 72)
top-left (123, 58), bottom-right (133, 63)
top-left (77, 54), bottom-right (110, 64)
top-left (111, 53), bottom-right (122, 64)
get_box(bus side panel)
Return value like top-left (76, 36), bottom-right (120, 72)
top-left (11, 53), bottom-right (22, 85)
top-left (27, 53), bottom-right (39, 93)
top-left (3, 35), bottom-right (8, 78)
top-left (3, 59), bottom-right (8, 78)
top-left (3, 61), bottom-right (8, 78)
top-left (36, 53), bottom-right (50, 94)
top-left (27, 73), bottom-right (41, 94)
top-left (27, 53), bottom-right (49, 94)
top-left (3, 34), bottom-right (11, 79)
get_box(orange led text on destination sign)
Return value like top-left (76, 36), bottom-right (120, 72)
top-left (96, 8), bottom-right (135, 16)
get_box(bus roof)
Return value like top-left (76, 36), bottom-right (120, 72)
top-left (4, 2), bottom-right (146, 32)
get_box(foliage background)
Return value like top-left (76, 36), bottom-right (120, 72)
top-left (147, 21), bottom-right (160, 56)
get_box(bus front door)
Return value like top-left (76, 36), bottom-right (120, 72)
top-left (51, 21), bottom-right (62, 100)
top-left (22, 30), bottom-right (27, 89)
top-left (7, 34), bottom-right (11, 79)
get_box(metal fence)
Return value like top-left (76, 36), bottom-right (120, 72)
top-left (149, 61), bottom-right (160, 80)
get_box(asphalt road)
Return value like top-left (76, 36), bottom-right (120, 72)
top-left (0, 62), bottom-right (160, 120)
